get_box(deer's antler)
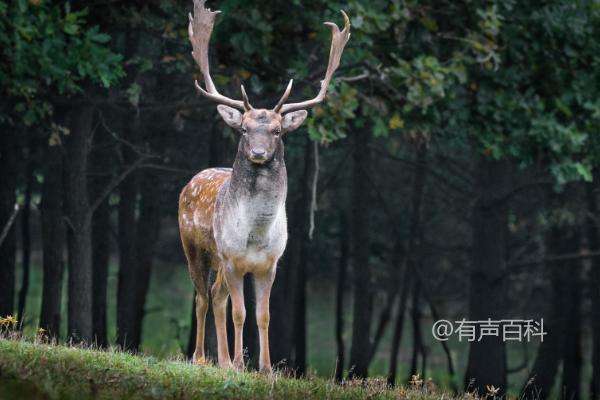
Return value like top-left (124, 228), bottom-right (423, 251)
top-left (189, 0), bottom-right (252, 111)
top-left (273, 11), bottom-right (351, 114)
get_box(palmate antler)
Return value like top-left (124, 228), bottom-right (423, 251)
top-left (273, 11), bottom-right (351, 114)
top-left (189, 0), bottom-right (351, 114)
top-left (188, 0), bottom-right (252, 111)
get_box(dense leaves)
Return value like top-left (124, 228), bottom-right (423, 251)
top-left (0, 0), bottom-right (123, 125)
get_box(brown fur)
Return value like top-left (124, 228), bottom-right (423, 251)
top-left (178, 168), bottom-right (231, 366)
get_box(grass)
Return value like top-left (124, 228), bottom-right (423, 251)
top-left (0, 337), bottom-right (466, 400)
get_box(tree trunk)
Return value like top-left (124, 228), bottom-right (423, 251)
top-left (132, 173), bottom-right (162, 350)
top-left (464, 157), bottom-right (509, 396)
top-left (116, 107), bottom-right (142, 350)
top-left (335, 212), bottom-right (349, 381)
top-left (408, 281), bottom-right (423, 380)
top-left (270, 136), bottom-right (313, 369)
top-left (348, 128), bottom-right (371, 379)
top-left (561, 257), bottom-right (582, 400)
top-left (40, 141), bottom-right (65, 339)
top-left (388, 269), bottom-right (411, 386)
top-left (0, 128), bottom-right (17, 317)
top-left (388, 142), bottom-right (427, 385)
top-left (523, 224), bottom-right (580, 399)
top-left (89, 103), bottom-right (116, 347)
top-left (64, 104), bottom-right (95, 342)
top-left (294, 239), bottom-right (307, 376)
top-left (116, 173), bottom-right (139, 350)
top-left (92, 198), bottom-right (110, 347)
top-left (588, 178), bottom-right (600, 400)
top-left (243, 274), bottom-right (258, 369)
top-left (17, 152), bottom-right (33, 328)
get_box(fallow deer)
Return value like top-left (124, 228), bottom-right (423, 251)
top-left (178, 0), bottom-right (350, 373)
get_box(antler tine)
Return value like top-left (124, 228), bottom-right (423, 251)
top-left (189, 0), bottom-right (246, 110)
top-left (240, 84), bottom-right (253, 111)
top-left (272, 79), bottom-right (294, 113)
top-left (277, 11), bottom-right (351, 114)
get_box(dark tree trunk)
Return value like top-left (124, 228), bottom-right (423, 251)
top-left (132, 173), bottom-right (162, 350)
top-left (335, 212), bottom-right (349, 381)
top-left (294, 238), bottom-right (307, 376)
top-left (270, 136), bottom-right (313, 369)
top-left (464, 157), bottom-right (509, 396)
top-left (387, 270), bottom-right (411, 386)
top-left (388, 142), bottom-right (427, 386)
top-left (116, 169), bottom-right (139, 350)
top-left (116, 106), bottom-right (142, 350)
top-left (64, 104), bottom-right (95, 342)
top-left (408, 281), bottom-right (423, 380)
top-left (40, 142), bottom-right (65, 338)
top-left (588, 178), bottom-right (600, 400)
top-left (348, 128), bottom-right (371, 379)
top-left (523, 223), bottom-right (581, 399)
top-left (92, 198), bottom-right (110, 347)
top-left (0, 128), bottom-right (17, 317)
top-left (561, 258), bottom-right (582, 400)
top-left (269, 253), bottom-right (297, 366)
top-left (17, 153), bottom-right (33, 328)
top-left (89, 118), bottom-right (112, 347)
top-left (243, 274), bottom-right (258, 369)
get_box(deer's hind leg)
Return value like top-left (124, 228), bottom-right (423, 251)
top-left (183, 242), bottom-right (210, 365)
top-left (211, 260), bottom-right (233, 368)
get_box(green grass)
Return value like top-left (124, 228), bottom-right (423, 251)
top-left (0, 338), bottom-right (464, 400)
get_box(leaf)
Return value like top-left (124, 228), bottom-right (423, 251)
top-left (575, 163), bottom-right (592, 182)
top-left (373, 117), bottom-right (389, 137)
top-left (388, 113), bottom-right (404, 130)
top-left (126, 83), bottom-right (142, 107)
top-left (419, 17), bottom-right (438, 32)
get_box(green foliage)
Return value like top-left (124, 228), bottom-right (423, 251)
top-left (307, 82), bottom-right (358, 144)
top-left (464, 0), bottom-right (599, 183)
top-left (331, 0), bottom-right (600, 184)
top-left (0, 0), bottom-right (123, 125)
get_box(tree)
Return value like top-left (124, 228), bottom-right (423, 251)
top-left (0, 1), bottom-right (123, 340)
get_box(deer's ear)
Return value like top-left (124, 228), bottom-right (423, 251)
top-left (282, 110), bottom-right (308, 133)
top-left (217, 105), bottom-right (243, 129)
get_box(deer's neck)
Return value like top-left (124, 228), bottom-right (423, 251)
top-left (226, 141), bottom-right (287, 225)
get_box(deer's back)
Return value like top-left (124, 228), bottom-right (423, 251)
top-left (178, 168), bottom-right (232, 255)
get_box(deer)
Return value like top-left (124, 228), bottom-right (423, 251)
top-left (178, 0), bottom-right (350, 374)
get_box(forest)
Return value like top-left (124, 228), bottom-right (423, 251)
top-left (0, 0), bottom-right (599, 399)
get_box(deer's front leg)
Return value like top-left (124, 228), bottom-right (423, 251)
top-left (224, 265), bottom-right (246, 370)
top-left (211, 269), bottom-right (232, 369)
top-left (254, 267), bottom-right (276, 374)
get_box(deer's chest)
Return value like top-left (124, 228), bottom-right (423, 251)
top-left (214, 191), bottom-right (288, 269)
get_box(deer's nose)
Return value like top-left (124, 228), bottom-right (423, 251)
top-left (251, 148), bottom-right (266, 158)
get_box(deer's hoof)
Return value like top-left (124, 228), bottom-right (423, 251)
top-left (233, 357), bottom-right (245, 371)
top-left (192, 352), bottom-right (208, 366)
top-left (193, 356), bottom-right (208, 366)
top-left (259, 365), bottom-right (273, 375)
top-left (218, 360), bottom-right (234, 369)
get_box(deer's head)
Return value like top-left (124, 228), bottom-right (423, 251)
top-left (188, 0), bottom-right (350, 165)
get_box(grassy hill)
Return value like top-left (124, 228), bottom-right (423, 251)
top-left (0, 338), bottom-right (465, 400)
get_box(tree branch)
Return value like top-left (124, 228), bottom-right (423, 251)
top-left (0, 203), bottom-right (19, 246)
top-left (89, 157), bottom-right (149, 214)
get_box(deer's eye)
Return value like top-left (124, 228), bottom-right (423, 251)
top-left (241, 127), bottom-right (248, 135)
top-left (273, 128), bottom-right (281, 136)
